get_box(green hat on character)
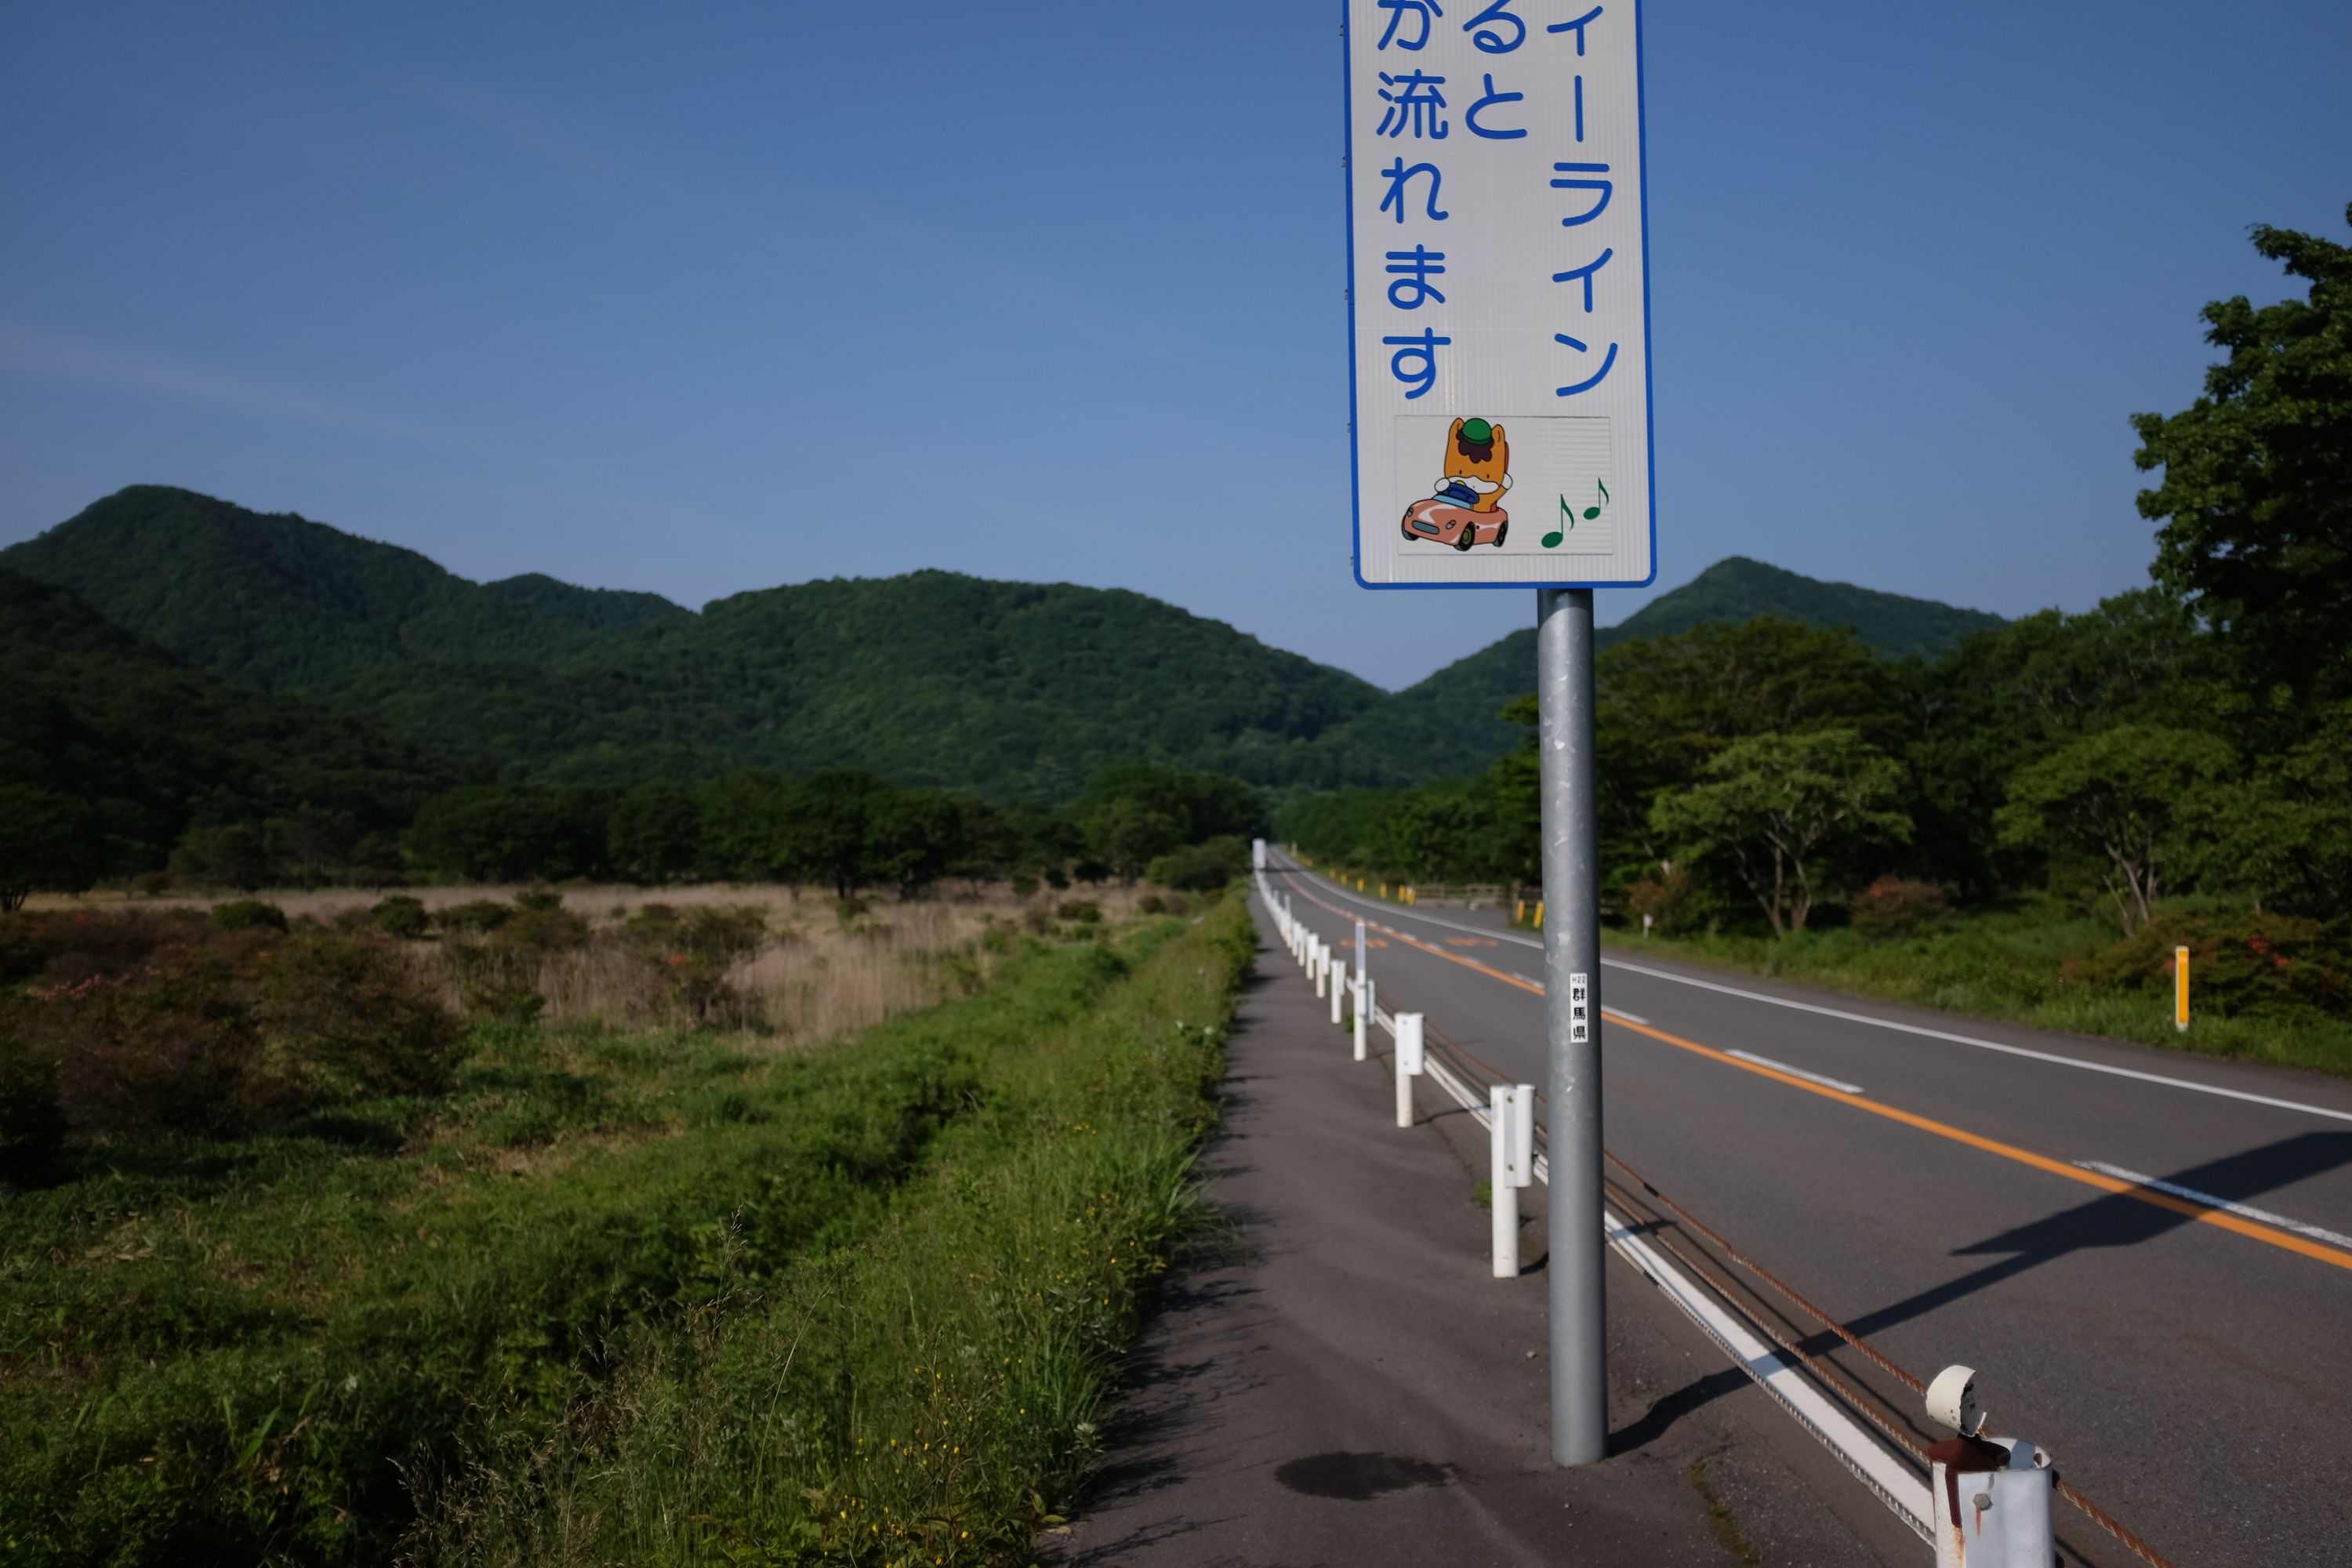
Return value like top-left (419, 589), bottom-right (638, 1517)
top-left (1460, 418), bottom-right (1494, 445)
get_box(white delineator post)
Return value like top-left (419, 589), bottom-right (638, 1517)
top-left (1315, 940), bottom-right (1328, 998)
top-left (1353, 973), bottom-right (1370, 1061)
top-left (1491, 1083), bottom-right (1534, 1278)
top-left (1331, 962), bottom-right (1347, 1025)
top-left (1395, 1012), bottom-right (1425, 1128)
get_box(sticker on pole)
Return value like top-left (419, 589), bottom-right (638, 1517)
top-left (1341, 1), bottom-right (1655, 588)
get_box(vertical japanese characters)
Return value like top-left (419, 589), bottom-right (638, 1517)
top-left (1368, 2), bottom-right (1623, 405)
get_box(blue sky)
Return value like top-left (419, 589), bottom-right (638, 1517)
top-left (3, 1), bottom-right (2347, 689)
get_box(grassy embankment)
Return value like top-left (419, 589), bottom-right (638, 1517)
top-left (1295, 859), bottom-right (2352, 1080)
top-left (1603, 904), bottom-right (2352, 1080)
top-left (2, 891), bottom-right (1254, 1566)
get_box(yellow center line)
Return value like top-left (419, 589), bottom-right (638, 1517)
top-left (1275, 871), bottom-right (2352, 1275)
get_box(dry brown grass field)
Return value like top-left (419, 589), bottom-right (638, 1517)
top-left (25, 880), bottom-right (1165, 1045)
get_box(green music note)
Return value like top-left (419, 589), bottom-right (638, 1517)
top-left (1544, 481), bottom-right (1609, 549)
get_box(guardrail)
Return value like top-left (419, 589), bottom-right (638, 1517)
top-left (1254, 870), bottom-right (2175, 1568)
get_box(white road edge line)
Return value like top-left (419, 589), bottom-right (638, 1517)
top-left (1602, 1213), bottom-right (1932, 1539)
top-left (1417, 1047), bottom-right (1929, 1538)
top-left (1273, 860), bottom-right (2352, 1128)
top-left (1606, 1007), bottom-right (1648, 1025)
top-left (1726, 1050), bottom-right (1865, 1096)
top-left (2073, 1161), bottom-right (2352, 1250)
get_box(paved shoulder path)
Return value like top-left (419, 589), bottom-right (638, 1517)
top-left (1040, 907), bottom-right (1920, 1567)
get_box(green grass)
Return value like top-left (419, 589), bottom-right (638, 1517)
top-left (1, 894), bottom-right (1257, 1566)
top-left (1616, 899), bottom-right (2352, 1080)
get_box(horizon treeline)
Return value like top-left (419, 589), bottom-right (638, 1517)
top-left (3, 760), bottom-right (1268, 908)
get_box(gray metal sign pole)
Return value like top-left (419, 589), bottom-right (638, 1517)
top-left (1537, 586), bottom-right (1606, 1465)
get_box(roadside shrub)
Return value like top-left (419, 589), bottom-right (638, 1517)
top-left (1139, 894), bottom-right (1166, 915)
top-left (372, 895), bottom-right (430, 939)
top-left (257, 931), bottom-right (469, 1100)
top-left (438, 899), bottom-right (513, 935)
top-left (1849, 877), bottom-right (1958, 942)
top-left (623, 903), bottom-right (770, 1026)
top-left (1147, 835), bottom-right (1250, 893)
top-left (1624, 866), bottom-right (1697, 935)
top-left (1055, 899), bottom-right (1102, 926)
top-left (9, 919), bottom-right (466, 1149)
top-left (48, 931), bottom-right (285, 1141)
top-left (2066, 913), bottom-right (2351, 1021)
top-left (0, 996), bottom-right (65, 1180)
top-left (208, 898), bottom-right (288, 933)
top-left (502, 902), bottom-right (590, 953)
top-left (1010, 871), bottom-right (1040, 898)
top-left (514, 885), bottom-right (565, 914)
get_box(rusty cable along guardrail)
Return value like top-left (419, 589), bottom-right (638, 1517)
top-left (1265, 873), bottom-right (2180, 1568)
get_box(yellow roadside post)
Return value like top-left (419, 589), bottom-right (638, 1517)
top-left (1534, 900), bottom-right (1545, 930)
top-left (2176, 945), bottom-right (2191, 1033)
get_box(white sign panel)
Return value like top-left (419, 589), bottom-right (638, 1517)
top-left (1342, 1), bottom-right (1655, 587)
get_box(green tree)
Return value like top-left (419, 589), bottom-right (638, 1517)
top-left (1083, 798), bottom-right (1184, 884)
top-left (1995, 725), bottom-right (2236, 934)
top-left (1650, 730), bottom-right (1912, 937)
top-left (1594, 617), bottom-right (1902, 875)
top-left (169, 822), bottom-right (272, 891)
top-left (1901, 590), bottom-right (2235, 898)
top-left (698, 771), bottom-right (793, 882)
top-left (779, 771), bottom-right (889, 898)
top-left (610, 782), bottom-right (703, 884)
top-left (0, 786), bottom-right (103, 910)
top-left (2133, 202), bottom-right (2352, 699)
top-left (2175, 704), bottom-right (2352, 919)
top-left (1076, 765), bottom-right (1268, 846)
top-left (867, 788), bottom-right (966, 898)
top-left (405, 785), bottom-right (611, 883)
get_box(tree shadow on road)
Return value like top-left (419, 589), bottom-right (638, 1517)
top-left (1610, 1131), bottom-right (2352, 1453)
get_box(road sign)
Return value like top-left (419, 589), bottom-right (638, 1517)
top-left (1341, 0), bottom-right (1654, 588)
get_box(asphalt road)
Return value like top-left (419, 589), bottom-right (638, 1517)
top-left (1265, 854), bottom-right (2352, 1568)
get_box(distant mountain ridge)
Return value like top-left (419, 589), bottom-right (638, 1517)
top-left (0, 566), bottom-right (449, 864)
top-left (3, 488), bottom-right (2009, 799)
top-left (1, 486), bottom-right (689, 691)
top-left (1313, 556), bottom-right (2009, 777)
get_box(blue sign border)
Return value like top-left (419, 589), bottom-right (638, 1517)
top-left (1339, 0), bottom-right (1659, 593)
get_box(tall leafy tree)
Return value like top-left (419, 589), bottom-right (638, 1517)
top-left (1995, 726), bottom-right (2236, 935)
top-left (0, 786), bottom-right (103, 909)
top-left (610, 782), bottom-right (704, 884)
top-left (1650, 730), bottom-right (1911, 937)
top-left (2132, 202), bottom-right (2352, 699)
top-left (1595, 617), bottom-right (1901, 873)
top-left (2175, 704), bottom-right (2352, 920)
top-left (779, 771), bottom-right (890, 898)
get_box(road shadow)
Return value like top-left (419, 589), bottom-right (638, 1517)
top-left (1611, 1132), bottom-right (2352, 1450)
top-left (1838, 1131), bottom-right (2352, 1345)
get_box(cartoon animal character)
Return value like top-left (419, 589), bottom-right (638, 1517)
top-left (1400, 416), bottom-right (1511, 550)
top-left (1441, 417), bottom-right (1510, 513)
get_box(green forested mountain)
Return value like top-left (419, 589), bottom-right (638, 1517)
top-left (3, 489), bottom-right (2010, 804)
top-left (1306, 555), bottom-right (2010, 779)
top-left (0, 486), bottom-right (689, 691)
top-left (1606, 557), bottom-right (2006, 655)
top-left (0, 568), bottom-right (453, 869)
top-left (321, 572), bottom-right (1392, 800)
